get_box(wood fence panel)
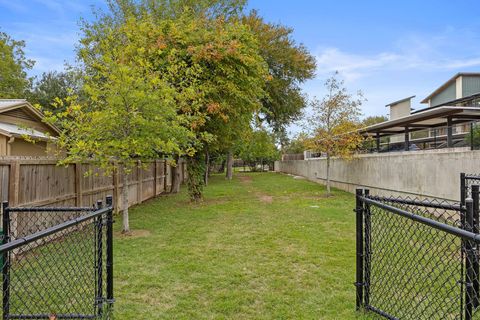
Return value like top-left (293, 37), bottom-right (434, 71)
top-left (165, 163), bottom-right (172, 189)
top-left (141, 163), bottom-right (155, 202)
top-left (156, 160), bottom-right (165, 195)
top-left (0, 157), bottom-right (180, 213)
top-left (18, 163), bottom-right (76, 207)
top-left (0, 165), bottom-right (9, 202)
top-left (80, 163), bottom-right (114, 208)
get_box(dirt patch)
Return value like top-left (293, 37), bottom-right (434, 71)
top-left (115, 229), bottom-right (151, 239)
top-left (258, 194), bottom-right (273, 203)
top-left (238, 175), bottom-right (253, 184)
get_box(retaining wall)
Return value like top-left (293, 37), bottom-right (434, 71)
top-left (275, 148), bottom-right (480, 201)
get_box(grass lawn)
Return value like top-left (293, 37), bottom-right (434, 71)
top-left (114, 172), bottom-right (373, 319)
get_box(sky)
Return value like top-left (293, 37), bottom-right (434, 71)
top-left (1, 0), bottom-right (480, 135)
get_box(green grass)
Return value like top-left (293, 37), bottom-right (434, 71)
top-left (114, 172), bottom-right (372, 319)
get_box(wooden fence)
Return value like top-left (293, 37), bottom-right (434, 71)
top-left (281, 153), bottom-right (304, 161)
top-left (0, 157), bottom-right (187, 211)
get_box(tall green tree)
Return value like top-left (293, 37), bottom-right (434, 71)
top-left (79, 0), bottom-right (267, 202)
top-left (29, 69), bottom-right (83, 112)
top-left (45, 16), bottom-right (191, 233)
top-left (216, 11), bottom-right (316, 178)
top-left (306, 73), bottom-right (364, 195)
top-left (238, 125), bottom-right (279, 171)
top-left (243, 11), bottom-right (316, 130)
top-left (0, 31), bottom-right (34, 98)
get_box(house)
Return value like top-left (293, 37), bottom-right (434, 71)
top-left (0, 99), bottom-right (59, 156)
top-left (360, 73), bottom-right (480, 152)
top-left (420, 72), bottom-right (480, 108)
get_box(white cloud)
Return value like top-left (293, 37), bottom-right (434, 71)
top-left (314, 29), bottom-right (480, 82)
top-left (315, 48), bottom-right (401, 81)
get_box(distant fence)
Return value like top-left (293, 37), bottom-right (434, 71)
top-left (281, 153), bottom-right (304, 161)
top-left (233, 159), bottom-right (274, 172)
top-left (0, 157), bottom-right (187, 212)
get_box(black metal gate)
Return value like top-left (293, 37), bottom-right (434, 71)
top-left (355, 175), bottom-right (480, 320)
top-left (1, 196), bottom-right (114, 320)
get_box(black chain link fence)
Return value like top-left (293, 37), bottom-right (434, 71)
top-left (355, 176), bottom-right (480, 320)
top-left (0, 197), bottom-right (114, 320)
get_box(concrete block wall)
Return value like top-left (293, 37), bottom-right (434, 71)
top-left (275, 148), bottom-right (480, 201)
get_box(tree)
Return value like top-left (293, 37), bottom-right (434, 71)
top-left (0, 31), bottom-right (34, 98)
top-left (243, 11), bottom-right (316, 131)
top-left (282, 132), bottom-right (308, 154)
top-left (306, 73), bottom-right (364, 195)
top-left (29, 70), bottom-right (83, 112)
top-left (45, 16), bottom-right (190, 233)
top-left (466, 123), bottom-right (480, 149)
top-left (360, 115), bottom-right (388, 151)
top-left (84, 0), bottom-right (267, 202)
top-left (239, 126), bottom-right (279, 171)
top-left (215, 11), bottom-right (316, 179)
top-left (362, 115), bottom-right (388, 127)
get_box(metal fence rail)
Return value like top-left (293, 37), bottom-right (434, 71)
top-left (1, 196), bottom-right (114, 320)
top-left (355, 183), bottom-right (480, 320)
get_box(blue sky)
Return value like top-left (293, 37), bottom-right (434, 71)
top-left (1, 0), bottom-right (480, 133)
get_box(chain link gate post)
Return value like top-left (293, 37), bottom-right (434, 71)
top-left (363, 189), bottom-right (371, 309)
top-left (465, 198), bottom-right (475, 320)
top-left (2, 201), bottom-right (9, 320)
top-left (96, 200), bottom-right (104, 317)
top-left (106, 195), bottom-right (114, 315)
top-left (355, 188), bottom-right (365, 311)
top-left (472, 185), bottom-right (480, 308)
top-left (461, 173), bottom-right (467, 207)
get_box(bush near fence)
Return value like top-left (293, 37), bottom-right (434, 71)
top-left (0, 157), bottom-right (187, 211)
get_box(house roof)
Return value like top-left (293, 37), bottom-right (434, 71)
top-left (420, 72), bottom-right (480, 104)
top-left (0, 121), bottom-right (52, 140)
top-left (0, 99), bottom-right (60, 135)
top-left (359, 105), bottom-right (480, 137)
top-left (412, 92), bottom-right (480, 114)
top-left (385, 95), bottom-right (415, 107)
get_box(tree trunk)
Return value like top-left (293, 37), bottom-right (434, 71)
top-left (204, 149), bottom-right (209, 186)
top-left (171, 155), bottom-right (181, 193)
top-left (219, 159), bottom-right (226, 173)
top-left (186, 153), bottom-right (204, 202)
top-left (226, 151), bottom-right (233, 180)
top-left (326, 154), bottom-right (331, 195)
top-left (122, 167), bottom-right (130, 233)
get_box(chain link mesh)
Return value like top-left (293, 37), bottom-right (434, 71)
top-left (1, 205), bottom-right (112, 320)
top-left (364, 196), bottom-right (464, 319)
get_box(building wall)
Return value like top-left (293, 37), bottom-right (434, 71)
top-left (431, 82), bottom-right (456, 107)
top-left (275, 148), bottom-right (480, 201)
top-left (9, 139), bottom-right (48, 156)
top-left (0, 114), bottom-right (56, 136)
top-left (0, 136), bottom-right (7, 155)
top-left (463, 76), bottom-right (480, 98)
top-left (389, 100), bottom-right (411, 120)
top-left (389, 100), bottom-right (411, 143)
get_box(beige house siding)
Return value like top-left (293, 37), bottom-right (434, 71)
top-left (0, 114), bottom-right (57, 136)
top-left (389, 99), bottom-right (412, 143)
top-left (0, 136), bottom-right (7, 155)
top-left (0, 101), bottom-right (59, 156)
top-left (9, 139), bottom-right (48, 156)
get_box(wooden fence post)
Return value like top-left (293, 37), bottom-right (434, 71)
top-left (113, 164), bottom-right (120, 213)
top-left (137, 160), bottom-right (143, 204)
top-left (164, 160), bottom-right (168, 193)
top-left (153, 160), bottom-right (158, 196)
top-left (74, 163), bottom-right (83, 207)
top-left (8, 161), bottom-right (20, 207)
